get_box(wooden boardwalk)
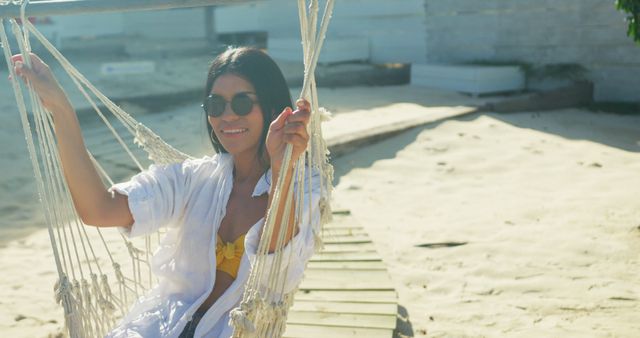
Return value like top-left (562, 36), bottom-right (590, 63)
top-left (284, 211), bottom-right (398, 338)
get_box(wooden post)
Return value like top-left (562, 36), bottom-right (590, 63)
top-left (204, 5), bottom-right (218, 48)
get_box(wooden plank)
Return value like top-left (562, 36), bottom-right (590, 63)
top-left (283, 323), bottom-right (393, 338)
top-left (310, 251), bottom-right (382, 262)
top-left (321, 230), bottom-right (370, 237)
top-left (321, 234), bottom-right (372, 244)
top-left (294, 290), bottom-right (397, 303)
top-left (318, 242), bottom-right (377, 253)
top-left (303, 268), bottom-right (392, 278)
top-left (322, 227), bottom-right (366, 233)
top-left (301, 270), bottom-right (394, 290)
top-left (287, 311), bottom-right (396, 330)
top-left (306, 261), bottom-right (387, 270)
top-left (320, 228), bottom-right (368, 236)
top-left (322, 224), bottom-right (365, 231)
top-left (291, 300), bottom-right (397, 316)
top-left (288, 211), bottom-right (397, 337)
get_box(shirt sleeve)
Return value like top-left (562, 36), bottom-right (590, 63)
top-left (244, 168), bottom-right (325, 294)
top-left (109, 160), bottom-right (194, 238)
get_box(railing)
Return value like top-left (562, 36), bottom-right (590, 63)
top-left (0, 0), bottom-right (254, 18)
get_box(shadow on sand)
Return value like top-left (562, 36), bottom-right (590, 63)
top-left (332, 123), bottom-right (431, 185)
top-left (338, 108), bottom-right (640, 165)
top-left (394, 305), bottom-right (416, 338)
top-left (487, 110), bottom-right (640, 153)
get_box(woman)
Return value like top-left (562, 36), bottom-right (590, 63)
top-left (11, 47), bottom-right (322, 337)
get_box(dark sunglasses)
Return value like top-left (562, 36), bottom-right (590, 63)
top-left (202, 93), bottom-right (257, 118)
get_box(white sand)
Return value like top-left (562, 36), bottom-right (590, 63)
top-left (333, 109), bottom-right (640, 337)
top-left (1, 84), bottom-right (639, 337)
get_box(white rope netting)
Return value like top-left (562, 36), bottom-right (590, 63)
top-left (229, 1), bottom-right (335, 336)
top-left (1, 0), bottom-right (334, 337)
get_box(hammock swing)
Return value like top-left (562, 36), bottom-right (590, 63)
top-left (1, 0), bottom-right (335, 337)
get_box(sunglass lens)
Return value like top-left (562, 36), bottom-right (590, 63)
top-left (231, 94), bottom-right (254, 116)
top-left (204, 95), bottom-right (226, 117)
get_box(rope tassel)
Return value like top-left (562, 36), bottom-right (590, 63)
top-left (230, 300), bottom-right (258, 337)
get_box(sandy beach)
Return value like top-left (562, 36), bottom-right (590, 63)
top-left (333, 108), bottom-right (640, 337)
top-left (1, 84), bottom-right (639, 337)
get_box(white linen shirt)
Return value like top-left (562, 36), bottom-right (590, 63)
top-left (105, 153), bottom-right (321, 338)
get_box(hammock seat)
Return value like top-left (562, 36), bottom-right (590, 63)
top-left (1, 0), bottom-right (336, 337)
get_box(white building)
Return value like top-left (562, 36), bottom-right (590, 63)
top-left (214, 0), bottom-right (639, 102)
top-left (31, 0), bottom-right (640, 102)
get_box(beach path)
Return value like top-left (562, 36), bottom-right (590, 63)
top-left (285, 210), bottom-right (398, 338)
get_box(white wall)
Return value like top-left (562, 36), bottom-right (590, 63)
top-left (18, 13), bottom-right (123, 51)
top-left (215, 0), bottom-right (427, 64)
top-left (423, 0), bottom-right (640, 102)
top-left (42, 1), bottom-right (637, 102)
top-left (48, 8), bottom-right (206, 40)
top-left (123, 7), bottom-right (206, 39)
top-left (43, 12), bottom-right (124, 39)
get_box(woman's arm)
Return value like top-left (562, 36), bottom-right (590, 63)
top-left (265, 99), bottom-right (312, 253)
top-left (12, 53), bottom-right (133, 228)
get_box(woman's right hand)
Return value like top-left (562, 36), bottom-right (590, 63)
top-left (12, 53), bottom-right (133, 228)
top-left (11, 53), bottom-right (71, 113)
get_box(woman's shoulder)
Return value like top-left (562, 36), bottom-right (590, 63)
top-left (142, 153), bottom-right (230, 177)
top-left (179, 153), bottom-right (233, 175)
top-left (173, 152), bottom-right (225, 166)
top-left (182, 153), bottom-right (225, 167)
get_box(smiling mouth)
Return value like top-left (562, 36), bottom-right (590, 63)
top-left (221, 128), bottom-right (248, 135)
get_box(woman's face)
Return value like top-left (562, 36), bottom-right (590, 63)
top-left (208, 73), bottom-right (265, 159)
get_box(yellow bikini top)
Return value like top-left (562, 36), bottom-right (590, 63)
top-left (215, 234), bottom-right (245, 279)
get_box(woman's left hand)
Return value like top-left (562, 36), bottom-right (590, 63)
top-left (266, 99), bottom-right (311, 174)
